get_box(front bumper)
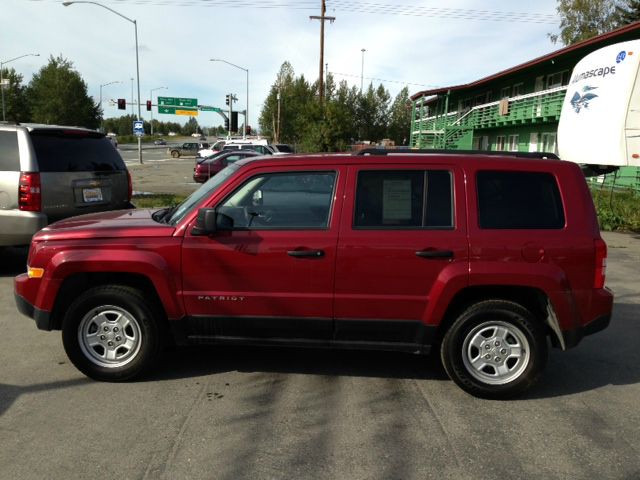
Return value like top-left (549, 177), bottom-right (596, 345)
top-left (15, 292), bottom-right (53, 331)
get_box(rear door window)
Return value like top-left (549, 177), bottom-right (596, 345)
top-left (477, 171), bottom-right (565, 229)
top-left (29, 130), bottom-right (126, 172)
top-left (354, 170), bottom-right (453, 228)
top-left (0, 130), bottom-right (20, 171)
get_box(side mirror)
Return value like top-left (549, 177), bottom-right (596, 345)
top-left (192, 208), bottom-right (218, 236)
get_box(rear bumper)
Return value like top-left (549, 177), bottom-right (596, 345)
top-left (15, 292), bottom-right (53, 331)
top-left (0, 210), bottom-right (47, 246)
top-left (562, 287), bottom-right (614, 349)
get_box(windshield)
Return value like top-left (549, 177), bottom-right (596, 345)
top-left (166, 163), bottom-right (240, 225)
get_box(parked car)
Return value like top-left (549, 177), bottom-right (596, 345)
top-left (15, 150), bottom-right (613, 399)
top-left (0, 123), bottom-right (132, 247)
top-left (272, 143), bottom-right (294, 153)
top-left (168, 142), bottom-right (209, 158)
top-left (193, 150), bottom-right (260, 183)
top-left (153, 138), bottom-right (166, 146)
top-left (222, 144), bottom-right (275, 155)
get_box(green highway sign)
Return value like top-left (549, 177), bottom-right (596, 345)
top-left (157, 96), bottom-right (198, 108)
top-left (199, 106), bottom-right (222, 112)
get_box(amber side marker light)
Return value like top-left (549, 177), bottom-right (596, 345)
top-left (27, 267), bottom-right (44, 279)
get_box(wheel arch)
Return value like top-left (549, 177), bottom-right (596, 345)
top-left (435, 285), bottom-right (563, 348)
top-left (49, 272), bottom-right (168, 331)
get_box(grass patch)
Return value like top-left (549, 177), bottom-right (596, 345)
top-left (132, 193), bottom-right (186, 209)
top-left (591, 188), bottom-right (640, 233)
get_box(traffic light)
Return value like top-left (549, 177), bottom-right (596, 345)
top-left (231, 112), bottom-right (238, 132)
top-left (224, 118), bottom-right (229, 131)
top-left (146, 100), bottom-right (152, 111)
top-left (225, 94), bottom-right (230, 106)
top-left (117, 98), bottom-right (126, 110)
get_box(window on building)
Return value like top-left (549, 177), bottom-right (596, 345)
top-left (495, 135), bottom-right (506, 151)
top-left (500, 87), bottom-right (510, 99)
top-left (354, 170), bottom-right (453, 229)
top-left (508, 134), bottom-right (519, 152)
top-left (477, 171), bottom-right (565, 229)
top-left (541, 133), bottom-right (557, 154)
top-left (512, 83), bottom-right (524, 97)
top-left (546, 71), bottom-right (569, 89)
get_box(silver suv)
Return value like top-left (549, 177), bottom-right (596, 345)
top-left (0, 123), bottom-right (132, 246)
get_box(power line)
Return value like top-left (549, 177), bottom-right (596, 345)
top-left (30, 0), bottom-right (558, 24)
top-left (330, 71), bottom-right (437, 88)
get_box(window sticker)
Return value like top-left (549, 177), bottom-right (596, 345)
top-left (382, 179), bottom-right (412, 222)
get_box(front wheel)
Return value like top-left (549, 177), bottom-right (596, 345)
top-left (441, 300), bottom-right (547, 399)
top-left (171, 150), bottom-right (180, 158)
top-left (62, 285), bottom-right (162, 381)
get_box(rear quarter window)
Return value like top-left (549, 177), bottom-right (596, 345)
top-left (0, 130), bottom-right (20, 171)
top-left (30, 130), bottom-right (126, 172)
top-left (477, 171), bottom-right (565, 229)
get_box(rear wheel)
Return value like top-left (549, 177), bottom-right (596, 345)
top-left (62, 285), bottom-right (161, 381)
top-left (441, 300), bottom-right (547, 399)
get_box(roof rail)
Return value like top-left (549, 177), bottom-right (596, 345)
top-left (353, 148), bottom-right (559, 160)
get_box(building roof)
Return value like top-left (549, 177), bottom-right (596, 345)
top-left (410, 21), bottom-right (640, 101)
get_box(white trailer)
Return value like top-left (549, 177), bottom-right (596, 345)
top-left (558, 40), bottom-right (640, 171)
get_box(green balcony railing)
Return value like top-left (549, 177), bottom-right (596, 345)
top-left (411, 86), bottom-right (568, 149)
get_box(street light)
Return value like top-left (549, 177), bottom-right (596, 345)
top-left (63, 1), bottom-right (143, 164)
top-left (149, 86), bottom-right (167, 136)
top-left (360, 48), bottom-right (366, 93)
top-left (210, 58), bottom-right (249, 139)
top-left (99, 80), bottom-right (121, 132)
top-left (1, 53), bottom-right (40, 121)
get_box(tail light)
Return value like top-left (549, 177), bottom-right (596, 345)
top-left (594, 238), bottom-right (607, 289)
top-left (126, 170), bottom-right (133, 202)
top-left (18, 172), bottom-right (42, 212)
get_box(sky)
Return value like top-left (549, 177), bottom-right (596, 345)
top-left (3, 0), bottom-right (562, 131)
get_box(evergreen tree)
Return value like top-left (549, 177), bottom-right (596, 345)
top-left (388, 86), bottom-right (412, 146)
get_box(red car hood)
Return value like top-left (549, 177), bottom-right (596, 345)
top-left (34, 208), bottom-right (175, 242)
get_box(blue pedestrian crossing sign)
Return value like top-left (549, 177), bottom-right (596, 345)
top-left (133, 120), bottom-right (144, 137)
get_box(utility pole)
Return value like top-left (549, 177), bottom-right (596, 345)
top-left (310, 0), bottom-right (335, 104)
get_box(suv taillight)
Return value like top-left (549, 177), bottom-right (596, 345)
top-left (594, 239), bottom-right (607, 289)
top-left (19, 172), bottom-right (42, 212)
top-left (126, 170), bottom-right (133, 202)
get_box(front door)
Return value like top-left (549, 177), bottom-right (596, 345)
top-left (182, 166), bottom-right (344, 340)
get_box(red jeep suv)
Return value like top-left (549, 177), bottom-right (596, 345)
top-left (14, 150), bottom-right (613, 398)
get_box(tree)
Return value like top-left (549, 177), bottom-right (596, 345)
top-left (388, 86), bottom-right (412, 146)
top-left (27, 55), bottom-right (101, 128)
top-left (1, 67), bottom-right (30, 122)
top-left (616, 0), bottom-right (640, 24)
top-left (181, 116), bottom-right (200, 136)
top-left (549, 0), bottom-right (620, 45)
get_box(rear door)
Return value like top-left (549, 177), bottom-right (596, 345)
top-left (333, 164), bottom-right (469, 347)
top-left (29, 129), bottom-right (129, 222)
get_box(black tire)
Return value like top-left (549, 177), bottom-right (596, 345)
top-left (62, 285), bottom-right (162, 381)
top-left (171, 150), bottom-right (180, 158)
top-left (440, 300), bottom-right (547, 399)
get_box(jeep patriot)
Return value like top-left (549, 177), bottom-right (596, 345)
top-left (14, 151), bottom-right (614, 398)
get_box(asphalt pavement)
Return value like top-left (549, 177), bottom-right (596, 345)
top-left (1, 196), bottom-right (639, 478)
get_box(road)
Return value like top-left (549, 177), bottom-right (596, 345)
top-left (1, 228), bottom-right (639, 478)
top-left (120, 147), bottom-right (202, 197)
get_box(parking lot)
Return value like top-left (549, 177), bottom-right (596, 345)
top-left (1, 155), bottom-right (639, 479)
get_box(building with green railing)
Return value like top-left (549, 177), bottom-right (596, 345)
top-left (410, 22), bottom-right (640, 190)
